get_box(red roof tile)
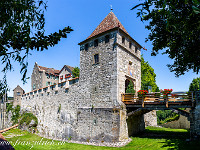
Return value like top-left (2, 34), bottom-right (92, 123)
top-left (38, 66), bottom-right (60, 75)
top-left (86, 12), bottom-right (129, 40)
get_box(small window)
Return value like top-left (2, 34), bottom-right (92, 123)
top-left (122, 36), bottom-right (125, 44)
top-left (65, 73), bottom-right (71, 78)
top-left (135, 47), bottom-right (138, 53)
top-left (105, 35), bottom-right (110, 43)
top-left (17, 92), bottom-right (21, 96)
top-left (33, 84), bottom-right (36, 90)
top-left (94, 39), bottom-right (98, 47)
top-left (94, 54), bottom-right (99, 64)
top-left (85, 44), bottom-right (89, 51)
top-left (129, 42), bottom-right (132, 49)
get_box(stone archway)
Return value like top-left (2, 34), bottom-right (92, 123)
top-left (125, 79), bottom-right (135, 93)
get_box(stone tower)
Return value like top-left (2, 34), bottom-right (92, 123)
top-left (13, 85), bottom-right (25, 106)
top-left (78, 11), bottom-right (142, 141)
top-left (79, 11), bottom-right (142, 107)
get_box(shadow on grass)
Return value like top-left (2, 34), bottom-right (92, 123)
top-left (161, 139), bottom-right (200, 150)
top-left (136, 128), bottom-right (190, 139)
top-left (134, 128), bottom-right (200, 150)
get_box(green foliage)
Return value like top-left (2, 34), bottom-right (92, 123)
top-left (6, 103), bottom-right (13, 112)
top-left (11, 105), bottom-right (21, 125)
top-left (72, 67), bottom-right (80, 77)
top-left (0, 75), bottom-right (8, 100)
top-left (163, 114), bottom-right (180, 124)
top-left (126, 81), bottom-right (135, 94)
top-left (19, 112), bottom-right (38, 127)
top-left (132, 0), bottom-right (200, 76)
top-left (3, 128), bottom-right (196, 150)
top-left (157, 110), bottom-right (180, 124)
top-left (189, 77), bottom-right (200, 91)
top-left (0, 0), bottom-right (73, 83)
top-left (141, 56), bottom-right (159, 92)
top-left (58, 104), bottom-right (61, 113)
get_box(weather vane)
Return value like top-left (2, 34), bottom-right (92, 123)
top-left (110, 5), bottom-right (113, 11)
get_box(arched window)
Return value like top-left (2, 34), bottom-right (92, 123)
top-left (125, 79), bottom-right (130, 93)
top-left (125, 79), bottom-right (135, 93)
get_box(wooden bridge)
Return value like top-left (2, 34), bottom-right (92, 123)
top-left (122, 92), bottom-right (195, 119)
top-left (122, 93), bottom-right (195, 109)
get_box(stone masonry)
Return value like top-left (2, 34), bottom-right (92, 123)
top-left (21, 11), bottom-right (157, 143)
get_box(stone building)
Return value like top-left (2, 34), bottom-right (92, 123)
top-left (31, 62), bottom-right (74, 90)
top-left (21, 11), bottom-right (147, 143)
top-left (13, 85), bottom-right (25, 106)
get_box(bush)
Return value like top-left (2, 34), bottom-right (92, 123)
top-left (11, 105), bottom-right (21, 125)
top-left (6, 103), bottom-right (13, 112)
top-left (157, 110), bottom-right (180, 124)
top-left (20, 112), bottom-right (38, 127)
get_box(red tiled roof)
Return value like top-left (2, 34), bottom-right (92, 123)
top-left (38, 66), bottom-right (60, 75)
top-left (86, 11), bottom-right (129, 40)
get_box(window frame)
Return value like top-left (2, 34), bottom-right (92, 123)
top-left (129, 42), bottom-right (132, 49)
top-left (122, 36), bottom-right (125, 44)
top-left (94, 39), bottom-right (98, 47)
top-left (105, 35), bottom-right (110, 43)
top-left (135, 46), bottom-right (138, 53)
top-left (85, 43), bottom-right (89, 51)
top-left (93, 53), bottom-right (99, 64)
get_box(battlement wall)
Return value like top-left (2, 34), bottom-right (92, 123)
top-left (21, 76), bottom-right (125, 142)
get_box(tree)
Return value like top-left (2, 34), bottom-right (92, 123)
top-left (126, 81), bottom-right (136, 94)
top-left (0, 0), bottom-right (73, 96)
top-left (189, 77), bottom-right (200, 91)
top-left (141, 56), bottom-right (159, 92)
top-left (0, 0), bottom-right (73, 82)
top-left (132, 0), bottom-right (200, 77)
top-left (72, 67), bottom-right (80, 78)
top-left (0, 75), bottom-right (8, 101)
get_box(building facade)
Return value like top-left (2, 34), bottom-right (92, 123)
top-left (31, 63), bottom-right (74, 90)
top-left (58, 65), bottom-right (74, 83)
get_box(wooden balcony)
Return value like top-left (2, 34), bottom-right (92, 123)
top-left (122, 93), bottom-right (195, 108)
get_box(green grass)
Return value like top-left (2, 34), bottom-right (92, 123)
top-left (2, 127), bottom-right (200, 150)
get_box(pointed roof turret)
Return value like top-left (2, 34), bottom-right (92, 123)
top-left (79, 11), bottom-right (142, 48)
top-left (86, 12), bottom-right (129, 40)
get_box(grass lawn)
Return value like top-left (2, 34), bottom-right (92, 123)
top-left (2, 127), bottom-right (200, 150)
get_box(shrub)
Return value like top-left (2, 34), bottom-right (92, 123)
top-left (20, 112), bottom-right (38, 127)
top-left (11, 105), bottom-right (21, 125)
top-left (157, 110), bottom-right (179, 124)
top-left (6, 103), bottom-right (13, 112)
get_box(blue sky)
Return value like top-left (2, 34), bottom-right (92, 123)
top-left (4, 0), bottom-right (199, 96)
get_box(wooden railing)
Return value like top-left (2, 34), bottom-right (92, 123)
top-left (122, 93), bottom-right (195, 108)
top-left (0, 124), bottom-right (18, 133)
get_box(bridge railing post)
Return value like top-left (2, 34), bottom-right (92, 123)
top-left (166, 95), bottom-right (168, 108)
top-left (122, 94), bottom-right (125, 102)
top-left (142, 96), bottom-right (144, 107)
